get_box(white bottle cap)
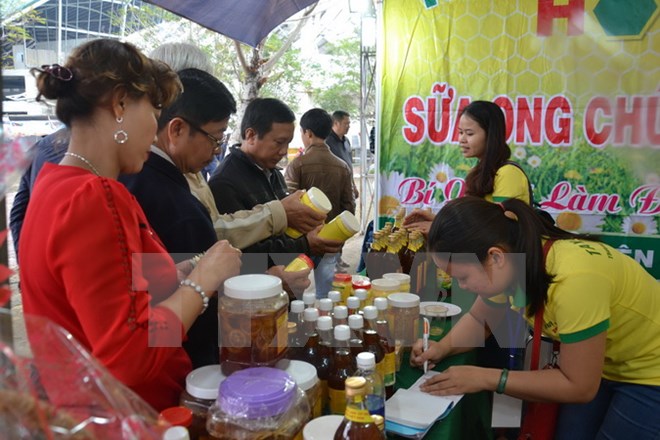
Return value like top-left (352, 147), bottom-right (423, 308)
top-left (319, 298), bottom-right (333, 312)
top-left (276, 359), bottom-right (319, 392)
top-left (362, 305), bottom-right (378, 320)
top-left (346, 296), bottom-right (360, 309)
top-left (185, 365), bottom-right (226, 400)
top-left (333, 305), bottom-right (348, 319)
top-left (374, 297), bottom-right (388, 311)
top-left (354, 289), bottom-right (368, 301)
top-left (348, 314), bottom-right (364, 329)
top-left (303, 292), bottom-right (317, 306)
top-left (334, 324), bottom-right (350, 341)
top-left (317, 315), bottom-right (333, 331)
top-left (290, 300), bottom-right (305, 313)
top-left (303, 307), bottom-right (319, 322)
top-left (387, 292), bottom-right (420, 308)
top-left (163, 426), bottom-right (190, 440)
top-left (357, 351), bottom-right (376, 370)
top-left (327, 291), bottom-right (341, 303)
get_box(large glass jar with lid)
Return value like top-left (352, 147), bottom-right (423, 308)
top-left (219, 274), bottom-right (289, 376)
top-left (206, 367), bottom-right (310, 439)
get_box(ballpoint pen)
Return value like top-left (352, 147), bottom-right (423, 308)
top-left (423, 317), bottom-right (430, 374)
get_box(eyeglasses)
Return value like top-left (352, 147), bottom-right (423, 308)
top-left (179, 117), bottom-right (227, 153)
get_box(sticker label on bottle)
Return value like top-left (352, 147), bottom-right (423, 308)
top-left (383, 352), bottom-right (396, 386)
top-left (328, 387), bottom-right (347, 415)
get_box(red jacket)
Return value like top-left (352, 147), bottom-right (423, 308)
top-left (19, 163), bottom-right (191, 411)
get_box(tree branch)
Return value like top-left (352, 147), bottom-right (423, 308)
top-left (234, 39), bottom-right (249, 73)
top-left (262, 2), bottom-right (317, 74)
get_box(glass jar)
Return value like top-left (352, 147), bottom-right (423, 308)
top-left (332, 273), bottom-right (354, 305)
top-left (352, 277), bottom-right (372, 306)
top-left (180, 365), bottom-right (226, 440)
top-left (219, 275), bottom-right (289, 376)
top-left (387, 293), bottom-right (420, 348)
top-left (206, 367), bottom-right (310, 440)
top-left (276, 359), bottom-right (322, 419)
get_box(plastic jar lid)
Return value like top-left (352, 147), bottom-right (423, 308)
top-left (276, 359), bottom-right (319, 391)
top-left (333, 273), bottom-right (353, 282)
top-left (219, 367), bottom-right (296, 418)
top-left (383, 273), bottom-right (411, 283)
top-left (337, 210), bottom-right (360, 234)
top-left (307, 187), bottom-right (333, 213)
top-left (163, 426), bottom-right (190, 440)
top-left (224, 274), bottom-right (282, 300)
top-left (388, 292), bottom-right (420, 308)
top-left (371, 278), bottom-right (401, 291)
top-left (303, 415), bottom-right (344, 440)
top-left (186, 365), bottom-right (226, 400)
top-left (159, 406), bottom-right (192, 427)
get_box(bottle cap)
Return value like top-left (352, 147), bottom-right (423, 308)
top-left (159, 406), bottom-right (192, 427)
top-left (224, 274), bottom-right (282, 300)
top-left (362, 305), bottom-right (378, 320)
top-left (316, 315), bottom-right (333, 331)
top-left (374, 297), bottom-right (388, 311)
top-left (348, 314), bottom-right (364, 329)
top-left (354, 289), bottom-right (368, 301)
top-left (276, 359), bottom-right (319, 392)
top-left (318, 298), bottom-right (333, 312)
top-left (163, 426), bottom-right (190, 440)
top-left (334, 324), bottom-right (350, 341)
top-left (333, 305), bottom-right (348, 319)
top-left (306, 187), bottom-right (333, 213)
top-left (290, 300), bottom-right (305, 313)
top-left (357, 351), bottom-right (376, 369)
top-left (185, 365), bottom-right (226, 400)
top-left (303, 292), bottom-right (317, 306)
top-left (303, 307), bottom-right (319, 322)
top-left (346, 296), bottom-right (360, 309)
top-left (327, 291), bottom-right (341, 303)
top-left (344, 376), bottom-right (367, 396)
top-left (371, 278), bottom-right (400, 292)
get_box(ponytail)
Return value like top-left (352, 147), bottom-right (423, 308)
top-left (429, 197), bottom-right (598, 317)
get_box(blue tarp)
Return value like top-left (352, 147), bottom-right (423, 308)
top-left (143, 0), bottom-right (318, 47)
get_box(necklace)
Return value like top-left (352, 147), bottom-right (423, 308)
top-left (64, 152), bottom-right (100, 176)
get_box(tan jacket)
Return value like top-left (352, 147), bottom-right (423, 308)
top-left (284, 143), bottom-right (356, 221)
top-left (185, 171), bottom-right (287, 249)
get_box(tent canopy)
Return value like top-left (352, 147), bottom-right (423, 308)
top-left (144, 0), bottom-right (318, 47)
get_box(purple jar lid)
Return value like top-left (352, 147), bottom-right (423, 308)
top-left (219, 367), bottom-right (296, 418)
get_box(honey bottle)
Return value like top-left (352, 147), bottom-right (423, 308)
top-left (333, 377), bottom-right (382, 440)
top-left (328, 325), bottom-right (355, 415)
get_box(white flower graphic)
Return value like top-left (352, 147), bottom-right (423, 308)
top-left (513, 147), bottom-right (527, 160)
top-left (621, 215), bottom-right (658, 235)
top-left (527, 155), bottom-right (542, 168)
top-left (555, 211), bottom-right (604, 233)
top-left (379, 171), bottom-right (405, 216)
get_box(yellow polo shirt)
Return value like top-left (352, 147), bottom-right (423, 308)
top-left (491, 239), bottom-right (660, 386)
top-left (485, 163), bottom-right (531, 205)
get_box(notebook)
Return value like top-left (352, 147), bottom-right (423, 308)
top-left (385, 371), bottom-right (463, 437)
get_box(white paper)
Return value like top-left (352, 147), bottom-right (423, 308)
top-left (385, 371), bottom-right (464, 430)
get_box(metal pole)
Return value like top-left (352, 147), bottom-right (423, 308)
top-left (57, 0), bottom-right (63, 62)
top-left (359, 16), bottom-right (369, 233)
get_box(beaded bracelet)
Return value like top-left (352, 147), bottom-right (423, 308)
top-left (496, 368), bottom-right (509, 394)
top-left (180, 279), bottom-right (209, 314)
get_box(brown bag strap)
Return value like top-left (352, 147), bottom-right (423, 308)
top-left (530, 239), bottom-right (555, 371)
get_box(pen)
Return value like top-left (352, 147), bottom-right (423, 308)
top-left (423, 317), bottom-right (430, 373)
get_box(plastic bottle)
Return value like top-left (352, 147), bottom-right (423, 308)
top-left (346, 296), bottom-right (360, 316)
top-left (289, 300), bottom-right (306, 354)
top-left (348, 314), bottom-right (365, 361)
top-left (333, 305), bottom-right (348, 327)
top-left (355, 352), bottom-right (385, 417)
top-left (328, 325), bottom-right (355, 415)
top-left (318, 298), bottom-right (333, 317)
top-left (327, 290), bottom-right (342, 307)
top-left (353, 289), bottom-right (368, 312)
top-left (361, 306), bottom-right (385, 385)
top-left (303, 292), bottom-right (317, 309)
top-left (373, 297), bottom-right (396, 398)
top-left (296, 308), bottom-right (321, 366)
top-left (316, 315), bottom-right (335, 414)
top-left (333, 377), bottom-right (382, 439)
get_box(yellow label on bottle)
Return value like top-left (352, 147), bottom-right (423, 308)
top-left (328, 387), bottom-right (347, 415)
top-left (345, 406), bottom-right (375, 423)
top-left (383, 352), bottom-right (396, 386)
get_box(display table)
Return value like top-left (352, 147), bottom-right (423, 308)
top-left (387, 298), bottom-right (493, 439)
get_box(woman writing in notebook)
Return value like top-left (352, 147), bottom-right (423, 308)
top-left (410, 196), bottom-right (660, 439)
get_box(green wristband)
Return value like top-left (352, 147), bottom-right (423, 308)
top-left (496, 368), bottom-right (509, 394)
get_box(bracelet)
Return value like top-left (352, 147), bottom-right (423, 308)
top-left (180, 279), bottom-right (209, 314)
top-left (189, 253), bottom-right (204, 269)
top-left (496, 368), bottom-right (509, 394)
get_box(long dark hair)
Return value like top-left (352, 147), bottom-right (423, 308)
top-left (428, 197), bottom-right (598, 316)
top-left (462, 101), bottom-right (511, 198)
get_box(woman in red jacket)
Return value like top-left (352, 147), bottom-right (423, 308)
top-left (19, 38), bottom-right (241, 411)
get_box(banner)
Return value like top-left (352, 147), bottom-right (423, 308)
top-left (377, 0), bottom-right (660, 277)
